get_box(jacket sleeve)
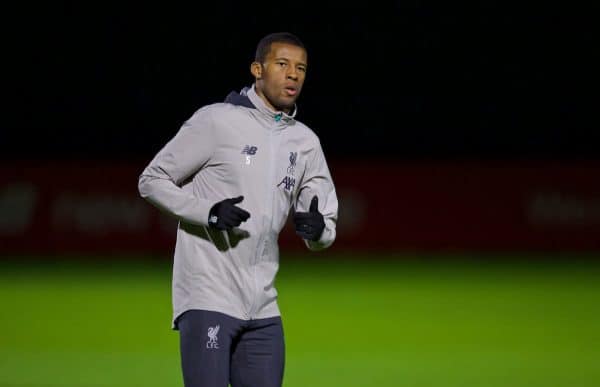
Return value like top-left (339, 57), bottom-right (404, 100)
top-left (137, 106), bottom-right (215, 226)
top-left (296, 138), bottom-right (339, 251)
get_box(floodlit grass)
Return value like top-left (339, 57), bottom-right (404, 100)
top-left (1, 254), bottom-right (599, 386)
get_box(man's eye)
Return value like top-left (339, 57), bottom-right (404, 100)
top-left (298, 67), bottom-right (306, 72)
top-left (278, 62), bottom-right (287, 67)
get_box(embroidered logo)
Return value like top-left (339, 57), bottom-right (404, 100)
top-left (287, 152), bottom-right (297, 174)
top-left (277, 176), bottom-right (296, 191)
top-left (206, 325), bottom-right (220, 349)
top-left (241, 145), bottom-right (258, 165)
top-left (278, 151), bottom-right (298, 191)
top-left (241, 145), bottom-right (258, 155)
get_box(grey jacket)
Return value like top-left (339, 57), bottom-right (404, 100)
top-left (138, 85), bottom-right (338, 327)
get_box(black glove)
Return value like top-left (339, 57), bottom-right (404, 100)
top-left (208, 196), bottom-right (251, 230)
top-left (293, 196), bottom-right (325, 241)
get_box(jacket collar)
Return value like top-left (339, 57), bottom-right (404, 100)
top-left (225, 85), bottom-right (297, 124)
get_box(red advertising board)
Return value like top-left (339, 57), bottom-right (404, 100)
top-left (2, 160), bottom-right (600, 255)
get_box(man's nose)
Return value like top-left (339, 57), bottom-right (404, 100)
top-left (287, 68), bottom-right (298, 80)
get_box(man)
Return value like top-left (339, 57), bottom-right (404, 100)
top-left (138, 32), bottom-right (338, 387)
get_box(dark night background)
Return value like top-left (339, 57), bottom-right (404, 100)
top-left (3, 6), bottom-right (600, 386)
top-left (4, 2), bottom-right (597, 162)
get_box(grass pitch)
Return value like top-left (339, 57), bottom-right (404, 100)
top-left (1, 253), bottom-right (599, 386)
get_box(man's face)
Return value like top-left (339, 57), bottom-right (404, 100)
top-left (252, 42), bottom-right (307, 113)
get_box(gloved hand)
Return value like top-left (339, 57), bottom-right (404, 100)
top-left (208, 196), bottom-right (251, 230)
top-left (293, 196), bottom-right (325, 241)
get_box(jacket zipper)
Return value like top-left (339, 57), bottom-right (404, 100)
top-left (248, 125), bottom-right (276, 319)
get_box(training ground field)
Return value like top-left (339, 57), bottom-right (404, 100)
top-left (1, 254), bottom-right (599, 386)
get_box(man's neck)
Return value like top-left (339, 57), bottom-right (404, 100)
top-left (254, 85), bottom-right (290, 114)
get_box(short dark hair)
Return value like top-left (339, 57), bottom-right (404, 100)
top-left (254, 32), bottom-right (306, 63)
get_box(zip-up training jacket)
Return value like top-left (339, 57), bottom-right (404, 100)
top-left (138, 85), bottom-right (338, 328)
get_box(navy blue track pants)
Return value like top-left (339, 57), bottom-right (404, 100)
top-left (177, 310), bottom-right (285, 387)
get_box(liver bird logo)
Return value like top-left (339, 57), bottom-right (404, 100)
top-left (206, 325), bottom-right (220, 349)
top-left (287, 151), bottom-right (298, 174)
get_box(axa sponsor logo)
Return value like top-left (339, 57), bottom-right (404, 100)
top-left (277, 176), bottom-right (296, 191)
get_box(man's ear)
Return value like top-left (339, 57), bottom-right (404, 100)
top-left (250, 62), bottom-right (262, 79)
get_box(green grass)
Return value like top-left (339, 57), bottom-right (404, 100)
top-left (1, 254), bottom-right (599, 386)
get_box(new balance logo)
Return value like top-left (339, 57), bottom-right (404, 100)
top-left (241, 145), bottom-right (258, 155)
top-left (277, 176), bottom-right (296, 191)
top-left (206, 325), bottom-right (220, 349)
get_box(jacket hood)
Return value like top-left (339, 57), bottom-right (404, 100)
top-left (224, 86), bottom-right (256, 109)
